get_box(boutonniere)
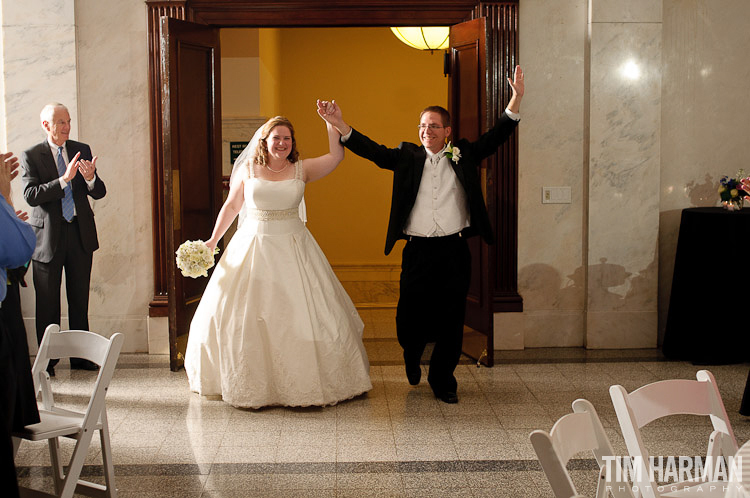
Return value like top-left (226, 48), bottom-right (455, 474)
top-left (444, 142), bottom-right (461, 163)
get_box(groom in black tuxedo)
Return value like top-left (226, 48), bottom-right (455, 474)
top-left (21, 103), bottom-right (106, 374)
top-left (320, 66), bottom-right (524, 403)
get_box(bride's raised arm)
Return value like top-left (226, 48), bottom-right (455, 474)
top-left (301, 100), bottom-right (345, 183)
top-left (205, 169), bottom-right (246, 252)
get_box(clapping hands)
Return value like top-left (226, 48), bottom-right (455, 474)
top-left (1, 151), bottom-right (20, 200)
top-left (78, 156), bottom-right (98, 182)
top-left (1, 151), bottom-right (29, 219)
top-left (62, 152), bottom-right (98, 183)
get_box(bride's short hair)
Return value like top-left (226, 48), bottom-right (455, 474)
top-left (252, 116), bottom-right (299, 169)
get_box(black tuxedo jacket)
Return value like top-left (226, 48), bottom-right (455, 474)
top-left (343, 112), bottom-right (519, 255)
top-left (21, 140), bottom-right (106, 263)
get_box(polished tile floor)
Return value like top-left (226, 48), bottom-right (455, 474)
top-left (14, 313), bottom-right (750, 497)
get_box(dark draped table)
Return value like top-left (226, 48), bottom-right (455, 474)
top-left (662, 207), bottom-right (750, 365)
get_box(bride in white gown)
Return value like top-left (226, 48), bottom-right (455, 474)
top-left (185, 104), bottom-right (372, 408)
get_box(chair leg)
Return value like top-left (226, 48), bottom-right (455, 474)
top-left (99, 416), bottom-right (117, 497)
top-left (49, 437), bottom-right (65, 495)
top-left (59, 431), bottom-right (96, 498)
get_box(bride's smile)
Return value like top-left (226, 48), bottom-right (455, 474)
top-left (266, 126), bottom-right (293, 162)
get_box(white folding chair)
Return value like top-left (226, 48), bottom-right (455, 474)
top-left (13, 324), bottom-right (123, 498)
top-left (530, 398), bottom-right (635, 498)
top-left (609, 370), bottom-right (738, 498)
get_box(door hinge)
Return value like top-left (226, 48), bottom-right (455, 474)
top-left (477, 349), bottom-right (488, 368)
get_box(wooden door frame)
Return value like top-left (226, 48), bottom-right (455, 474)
top-left (146, 0), bottom-right (522, 319)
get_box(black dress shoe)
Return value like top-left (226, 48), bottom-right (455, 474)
top-left (434, 391), bottom-right (458, 404)
top-left (46, 364), bottom-right (55, 377)
top-left (70, 358), bottom-right (99, 371)
top-left (405, 363), bottom-right (421, 385)
top-left (403, 351), bottom-right (421, 385)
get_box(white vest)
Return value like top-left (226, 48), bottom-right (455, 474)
top-left (403, 148), bottom-right (470, 237)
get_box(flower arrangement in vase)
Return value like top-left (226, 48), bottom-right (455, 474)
top-left (718, 169), bottom-right (750, 211)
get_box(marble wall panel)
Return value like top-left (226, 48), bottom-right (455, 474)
top-left (148, 316), bottom-right (169, 355)
top-left (2, 0), bottom-right (73, 25)
top-left (587, 22), bottom-right (661, 306)
top-left (508, 0), bottom-right (588, 348)
top-left (70, 0), bottom-right (152, 352)
top-left (493, 313), bottom-right (524, 350)
top-left (530, 312), bottom-right (585, 348)
top-left (1, 24), bottom-right (78, 161)
top-left (1, 0), bottom-right (76, 148)
top-left (591, 0), bottom-right (662, 23)
top-left (587, 19), bottom-right (661, 347)
top-left (586, 310), bottom-right (656, 349)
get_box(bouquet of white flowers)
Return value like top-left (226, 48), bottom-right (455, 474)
top-left (175, 240), bottom-right (219, 278)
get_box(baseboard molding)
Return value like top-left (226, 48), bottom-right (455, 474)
top-left (332, 264), bottom-right (400, 308)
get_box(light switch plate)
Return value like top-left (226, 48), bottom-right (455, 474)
top-left (542, 186), bottom-right (572, 204)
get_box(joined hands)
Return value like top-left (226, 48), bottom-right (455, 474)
top-left (316, 99), bottom-right (350, 136)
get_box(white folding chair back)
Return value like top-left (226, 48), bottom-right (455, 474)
top-left (609, 370), bottom-right (738, 498)
top-left (13, 324), bottom-right (123, 498)
top-left (530, 399), bottom-right (635, 498)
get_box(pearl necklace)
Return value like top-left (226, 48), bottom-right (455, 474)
top-left (265, 162), bottom-right (290, 173)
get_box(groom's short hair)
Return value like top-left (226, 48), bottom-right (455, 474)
top-left (420, 106), bottom-right (451, 127)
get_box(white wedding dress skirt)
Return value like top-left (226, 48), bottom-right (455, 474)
top-left (185, 164), bottom-right (372, 408)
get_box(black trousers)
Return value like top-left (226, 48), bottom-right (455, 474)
top-left (0, 278), bottom-right (39, 430)
top-left (32, 219), bottom-right (92, 365)
top-left (396, 234), bottom-right (471, 394)
top-left (0, 317), bottom-right (21, 498)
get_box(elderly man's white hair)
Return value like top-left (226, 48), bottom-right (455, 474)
top-left (39, 103), bottom-right (68, 125)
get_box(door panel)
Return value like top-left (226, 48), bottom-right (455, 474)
top-left (160, 17), bottom-right (222, 371)
top-left (449, 17), bottom-right (494, 366)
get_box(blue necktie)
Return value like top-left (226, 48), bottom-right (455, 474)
top-left (56, 147), bottom-right (75, 222)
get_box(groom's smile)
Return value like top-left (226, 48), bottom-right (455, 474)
top-left (418, 111), bottom-right (451, 154)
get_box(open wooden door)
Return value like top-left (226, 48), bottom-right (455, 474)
top-left (160, 17), bottom-right (223, 371)
top-left (448, 17), bottom-right (494, 367)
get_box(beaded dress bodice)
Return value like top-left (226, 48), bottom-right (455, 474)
top-left (243, 161), bottom-right (304, 223)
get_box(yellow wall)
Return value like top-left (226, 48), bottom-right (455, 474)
top-left (258, 28), bottom-right (281, 118)
top-left (234, 27), bottom-right (447, 265)
top-left (220, 29), bottom-right (261, 117)
top-left (221, 28), bottom-right (259, 57)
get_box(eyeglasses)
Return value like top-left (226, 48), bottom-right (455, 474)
top-left (418, 124), bottom-right (444, 130)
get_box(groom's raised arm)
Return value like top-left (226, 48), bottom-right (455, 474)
top-left (505, 65), bottom-right (524, 114)
top-left (317, 100), bottom-right (403, 172)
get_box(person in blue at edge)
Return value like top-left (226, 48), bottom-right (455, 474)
top-left (319, 65), bottom-right (524, 404)
top-left (0, 150), bottom-right (38, 498)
